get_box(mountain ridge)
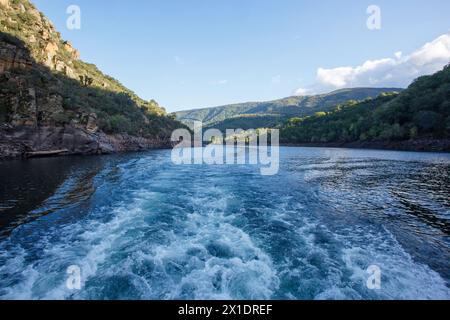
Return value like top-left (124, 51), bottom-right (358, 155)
top-left (175, 87), bottom-right (403, 130)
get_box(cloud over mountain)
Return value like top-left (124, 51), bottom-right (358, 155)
top-left (295, 32), bottom-right (450, 95)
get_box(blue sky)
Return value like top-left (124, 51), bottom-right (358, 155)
top-left (32, 0), bottom-right (450, 112)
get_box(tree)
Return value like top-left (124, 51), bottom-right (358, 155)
top-left (79, 75), bottom-right (94, 87)
top-left (414, 111), bottom-right (441, 132)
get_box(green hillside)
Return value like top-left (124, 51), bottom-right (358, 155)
top-left (175, 88), bottom-right (402, 130)
top-left (280, 64), bottom-right (450, 144)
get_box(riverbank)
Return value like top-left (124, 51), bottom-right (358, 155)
top-left (0, 124), bottom-right (173, 160)
top-left (3, 129), bottom-right (450, 161)
top-left (281, 138), bottom-right (450, 153)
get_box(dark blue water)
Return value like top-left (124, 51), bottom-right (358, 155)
top-left (0, 147), bottom-right (449, 299)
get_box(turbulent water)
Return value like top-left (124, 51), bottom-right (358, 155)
top-left (0, 147), bottom-right (449, 300)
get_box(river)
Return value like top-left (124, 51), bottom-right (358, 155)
top-left (0, 147), bottom-right (449, 299)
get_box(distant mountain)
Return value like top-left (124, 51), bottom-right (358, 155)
top-left (280, 64), bottom-right (450, 151)
top-left (175, 88), bottom-right (403, 130)
top-left (0, 0), bottom-right (185, 158)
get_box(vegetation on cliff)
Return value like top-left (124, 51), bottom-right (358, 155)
top-left (0, 0), bottom-right (183, 139)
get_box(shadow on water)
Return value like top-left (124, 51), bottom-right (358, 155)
top-left (0, 156), bottom-right (105, 238)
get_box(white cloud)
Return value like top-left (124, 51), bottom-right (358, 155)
top-left (294, 87), bottom-right (311, 95)
top-left (295, 32), bottom-right (450, 95)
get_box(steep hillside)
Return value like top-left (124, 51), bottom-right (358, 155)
top-left (175, 88), bottom-right (402, 130)
top-left (0, 0), bottom-right (184, 158)
top-left (280, 64), bottom-right (450, 151)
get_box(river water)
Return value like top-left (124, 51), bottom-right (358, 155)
top-left (0, 147), bottom-right (449, 299)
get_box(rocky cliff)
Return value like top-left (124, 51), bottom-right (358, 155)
top-left (0, 0), bottom-right (184, 159)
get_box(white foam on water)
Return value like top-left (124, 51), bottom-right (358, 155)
top-left (1, 150), bottom-right (449, 300)
top-left (0, 174), bottom-right (279, 300)
top-left (0, 192), bottom-right (151, 299)
top-left (337, 227), bottom-right (450, 300)
top-left (262, 198), bottom-right (450, 300)
top-left (124, 184), bottom-right (280, 300)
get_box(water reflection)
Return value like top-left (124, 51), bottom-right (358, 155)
top-left (0, 156), bottom-right (105, 237)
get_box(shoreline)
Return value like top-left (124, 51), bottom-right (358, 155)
top-left (2, 134), bottom-right (450, 161)
top-left (280, 139), bottom-right (450, 153)
top-left (0, 125), bottom-right (174, 161)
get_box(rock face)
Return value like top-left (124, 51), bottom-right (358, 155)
top-left (0, 124), bottom-right (174, 159)
top-left (0, 0), bottom-right (9, 9)
top-left (1, 1), bottom-right (80, 76)
top-left (86, 113), bottom-right (98, 133)
top-left (0, 0), bottom-right (185, 159)
top-left (63, 41), bottom-right (80, 60)
top-left (0, 42), bottom-right (33, 73)
top-left (43, 41), bottom-right (58, 68)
